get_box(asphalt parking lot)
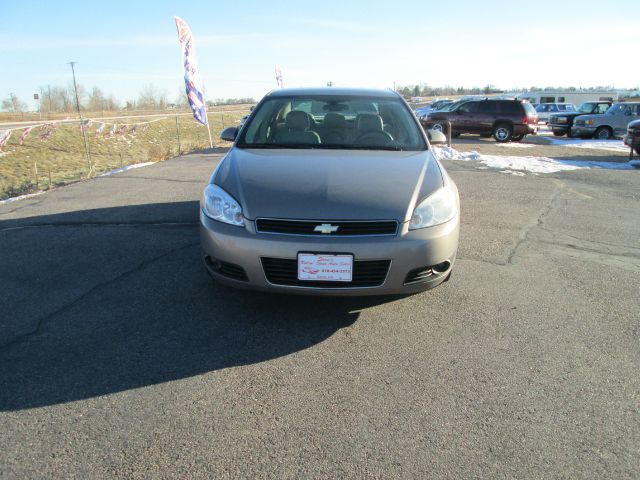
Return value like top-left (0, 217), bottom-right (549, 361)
top-left (1, 146), bottom-right (639, 478)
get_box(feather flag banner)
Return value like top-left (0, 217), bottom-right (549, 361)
top-left (174, 16), bottom-right (213, 147)
top-left (275, 65), bottom-right (284, 88)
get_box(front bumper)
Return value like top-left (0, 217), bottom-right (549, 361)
top-left (624, 132), bottom-right (639, 147)
top-left (549, 123), bottom-right (569, 133)
top-left (571, 125), bottom-right (596, 137)
top-left (200, 211), bottom-right (459, 296)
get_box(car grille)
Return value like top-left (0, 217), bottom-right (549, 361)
top-left (255, 218), bottom-right (398, 236)
top-left (261, 257), bottom-right (391, 288)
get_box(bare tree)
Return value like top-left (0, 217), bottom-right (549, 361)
top-left (137, 84), bottom-right (167, 110)
top-left (87, 86), bottom-right (106, 112)
top-left (1, 93), bottom-right (27, 112)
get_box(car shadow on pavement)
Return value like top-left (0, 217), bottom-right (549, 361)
top-left (0, 201), bottom-right (396, 411)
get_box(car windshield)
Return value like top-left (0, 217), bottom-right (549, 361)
top-left (578, 103), bottom-right (595, 113)
top-left (606, 103), bottom-right (633, 115)
top-left (237, 95), bottom-right (427, 151)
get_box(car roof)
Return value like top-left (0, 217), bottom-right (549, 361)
top-left (265, 87), bottom-right (400, 98)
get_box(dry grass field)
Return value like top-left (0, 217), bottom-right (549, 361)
top-left (0, 110), bottom-right (247, 199)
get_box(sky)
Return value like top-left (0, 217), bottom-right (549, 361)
top-left (1, 0), bottom-right (638, 110)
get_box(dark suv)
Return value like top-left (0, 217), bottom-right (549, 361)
top-left (422, 99), bottom-right (539, 142)
top-left (624, 119), bottom-right (640, 156)
top-left (548, 101), bottom-right (612, 137)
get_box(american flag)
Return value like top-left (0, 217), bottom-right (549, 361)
top-left (80, 119), bottom-right (93, 132)
top-left (106, 124), bottom-right (117, 137)
top-left (95, 122), bottom-right (106, 135)
top-left (39, 123), bottom-right (58, 141)
top-left (19, 126), bottom-right (34, 145)
top-left (174, 16), bottom-right (208, 126)
top-left (0, 129), bottom-right (11, 149)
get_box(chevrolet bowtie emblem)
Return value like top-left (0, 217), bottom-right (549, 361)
top-left (314, 223), bottom-right (339, 234)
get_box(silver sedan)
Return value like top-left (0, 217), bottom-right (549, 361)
top-left (200, 87), bottom-right (459, 295)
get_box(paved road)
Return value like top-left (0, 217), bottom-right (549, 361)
top-left (1, 151), bottom-right (638, 478)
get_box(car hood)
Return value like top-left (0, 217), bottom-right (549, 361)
top-left (574, 113), bottom-right (604, 122)
top-left (213, 148), bottom-right (443, 222)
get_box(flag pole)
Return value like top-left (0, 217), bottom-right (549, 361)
top-left (206, 117), bottom-right (213, 148)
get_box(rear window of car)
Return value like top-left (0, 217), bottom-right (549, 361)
top-left (500, 102), bottom-right (522, 115)
top-left (522, 103), bottom-right (537, 116)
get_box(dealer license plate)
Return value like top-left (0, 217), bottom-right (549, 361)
top-left (297, 253), bottom-right (353, 282)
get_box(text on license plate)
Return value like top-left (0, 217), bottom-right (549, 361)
top-left (297, 253), bottom-right (353, 282)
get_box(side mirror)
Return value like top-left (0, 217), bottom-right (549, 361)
top-left (220, 126), bottom-right (238, 142)
top-left (427, 129), bottom-right (447, 145)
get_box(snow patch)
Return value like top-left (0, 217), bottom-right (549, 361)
top-left (0, 190), bottom-right (46, 205)
top-left (495, 143), bottom-right (535, 148)
top-left (99, 162), bottom-right (155, 177)
top-left (433, 146), bottom-right (635, 174)
top-left (545, 138), bottom-right (629, 153)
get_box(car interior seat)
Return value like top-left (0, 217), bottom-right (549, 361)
top-left (277, 111), bottom-right (321, 144)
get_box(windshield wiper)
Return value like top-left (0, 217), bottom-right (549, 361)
top-left (320, 144), bottom-right (403, 151)
top-left (240, 143), bottom-right (315, 149)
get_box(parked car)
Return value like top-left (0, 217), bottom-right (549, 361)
top-left (203, 87), bottom-right (459, 295)
top-left (534, 103), bottom-right (576, 123)
top-left (548, 101), bottom-right (612, 137)
top-left (571, 102), bottom-right (640, 140)
top-left (415, 99), bottom-right (452, 120)
top-left (423, 99), bottom-right (539, 142)
top-left (623, 119), bottom-right (640, 155)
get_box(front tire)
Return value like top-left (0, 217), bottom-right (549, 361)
top-left (595, 126), bottom-right (613, 140)
top-left (552, 130), bottom-right (565, 137)
top-left (493, 123), bottom-right (513, 143)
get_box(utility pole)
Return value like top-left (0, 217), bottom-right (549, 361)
top-left (68, 61), bottom-right (92, 174)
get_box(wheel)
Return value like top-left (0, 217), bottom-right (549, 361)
top-left (493, 123), bottom-right (513, 143)
top-left (511, 134), bottom-right (525, 142)
top-left (552, 130), bottom-right (565, 137)
top-left (594, 126), bottom-right (613, 140)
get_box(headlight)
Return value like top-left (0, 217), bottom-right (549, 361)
top-left (585, 119), bottom-right (594, 125)
top-left (201, 184), bottom-right (245, 226)
top-left (409, 187), bottom-right (457, 230)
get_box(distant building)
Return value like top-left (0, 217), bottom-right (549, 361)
top-left (515, 90), bottom-right (618, 105)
